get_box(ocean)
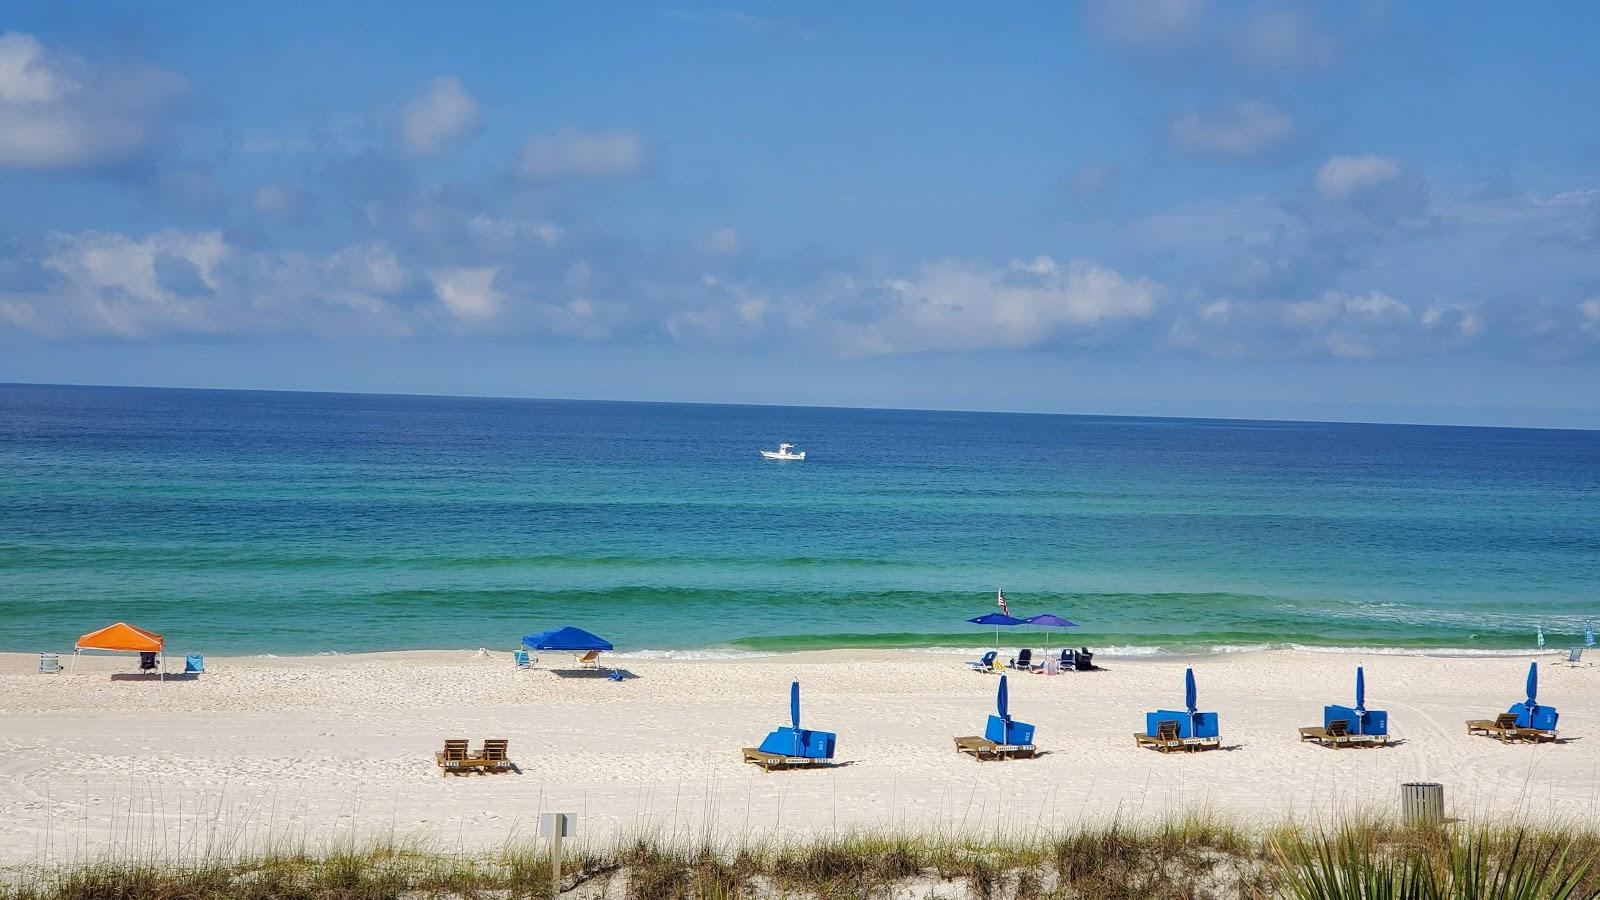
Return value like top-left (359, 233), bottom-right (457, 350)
top-left (1, 383), bottom-right (1596, 657)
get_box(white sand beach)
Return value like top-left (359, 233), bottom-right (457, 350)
top-left (1, 648), bottom-right (1596, 865)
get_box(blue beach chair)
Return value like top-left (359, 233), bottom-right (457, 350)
top-left (741, 681), bottom-right (838, 771)
top-left (966, 650), bottom-right (997, 673)
top-left (1300, 666), bottom-right (1388, 748)
top-left (955, 674), bottom-right (1037, 760)
top-left (1136, 667), bottom-right (1221, 752)
top-left (513, 649), bottom-right (532, 670)
top-left (184, 654), bottom-right (204, 675)
top-left (1468, 661), bottom-right (1559, 743)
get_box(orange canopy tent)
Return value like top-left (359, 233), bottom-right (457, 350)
top-left (73, 622), bottom-right (165, 678)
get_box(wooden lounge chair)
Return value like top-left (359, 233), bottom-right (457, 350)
top-left (1135, 719), bottom-right (1183, 752)
top-left (741, 747), bottom-right (828, 772)
top-left (435, 739), bottom-right (472, 773)
top-left (478, 738), bottom-right (513, 772)
top-left (1466, 713), bottom-right (1518, 743)
top-left (436, 738), bottom-right (514, 775)
top-left (953, 735), bottom-right (1036, 761)
top-left (1299, 718), bottom-right (1351, 748)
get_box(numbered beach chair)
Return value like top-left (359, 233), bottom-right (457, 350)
top-left (741, 681), bottom-right (838, 771)
top-left (1136, 668), bottom-right (1220, 752)
top-left (1300, 666), bottom-right (1388, 748)
top-left (1467, 661), bottom-right (1558, 743)
top-left (954, 674), bottom-right (1036, 761)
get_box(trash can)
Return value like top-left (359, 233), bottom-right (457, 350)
top-left (1401, 782), bottom-right (1444, 825)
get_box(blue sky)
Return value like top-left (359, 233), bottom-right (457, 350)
top-left (2, 2), bottom-right (1599, 427)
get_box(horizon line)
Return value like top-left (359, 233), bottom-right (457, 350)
top-left (5, 379), bottom-right (1595, 434)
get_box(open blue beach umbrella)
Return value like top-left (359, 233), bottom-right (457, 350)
top-left (1024, 613), bottom-right (1078, 653)
top-left (1526, 660), bottom-right (1538, 708)
top-left (997, 674), bottom-right (1010, 722)
top-left (1355, 666), bottom-right (1366, 715)
top-left (968, 612), bottom-right (1026, 649)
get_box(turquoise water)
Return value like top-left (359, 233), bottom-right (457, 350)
top-left (1, 383), bottom-right (1596, 656)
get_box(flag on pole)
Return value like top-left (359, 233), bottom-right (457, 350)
top-left (996, 588), bottom-right (1010, 616)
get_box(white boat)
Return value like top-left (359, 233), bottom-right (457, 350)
top-left (760, 442), bottom-right (806, 461)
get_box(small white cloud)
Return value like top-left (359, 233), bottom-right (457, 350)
top-left (1171, 101), bottom-right (1294, 158)
top-left (514, 127), bottom-right (643, 180)
top-left (1580, 298), bottom-right (1600, 334)
top-left (1316, 155), bottom-right (1403, 201)
top-left (467, 215), bottom-right (564, 246)
top-left (253, 185), bottom-right (298, 217)
top-left (701, 227), bottom-right (742, 255)
top-left (827, 256), bottom-right (1158, 355)
top-left (400, 75), bottom-right (480, 156)
top-left (0, 31), bottom-right (186, 170)
top-left (430, 267), bottom-right (503, 322)
top-left (1087, 0), bottom-right (1206, 48)
top-left (1232, 8), bottom-right (1334, 70)
top-left (1062, 161), bottom-right (1118, 196)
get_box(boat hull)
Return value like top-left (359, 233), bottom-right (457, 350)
top-left (760, 451), bottom-right (806, 460)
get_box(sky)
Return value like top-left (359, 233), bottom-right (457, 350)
top-left (2, 2), bottom-right (1599, 427)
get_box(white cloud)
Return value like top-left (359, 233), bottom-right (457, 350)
top-left (0, 31), bottom-right (185, 170)
top-left (400, 76), bottom-right (480, 156)
top-left (467, 215), bottom-right (564, 246)
top-left (1062, 161), bottom-right (1118, 196)
top-left (1581, 298), bottom-right (1600, 335)
top-left (1087, 0), bottom-right (1206, 48)
top-left (253, 185), bottom-right (299, 217)
top-left (1232, 8), bottom-right (1334, 70)
top-left (1171, 101), bottom-right (1293, 158)
top-left (824, 256), bottom-right (1158, 355)
top-left (430, 267), bottom-right (503, 322)
top-left (1169, 290), bottom-right (1491, 359)
top-left (0, 230), bottom-right (424, 338)
top-left (1316, 155), bottom-right (1403, 201)
top-left (514, 127), bottom-right (643, 180)
top-left (701, 227), bottom-right (742, 255)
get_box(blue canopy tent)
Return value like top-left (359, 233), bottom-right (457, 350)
top-left (1023, 612), bottom-right (1077, 655)
top-left (752, 680), bottom-right (837, 762)
top-left (521, 626), bottom-right (614, 652)
top-left (968, 612), bottom-right (1025, 650)
top-left (1322, 665), bottom-right (1389, 740)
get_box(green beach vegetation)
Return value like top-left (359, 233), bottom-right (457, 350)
top-left (3, 817), bottom-right (1597, 899)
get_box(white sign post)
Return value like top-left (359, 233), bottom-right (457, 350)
top-left (539, 812), bottom-right (576, 892)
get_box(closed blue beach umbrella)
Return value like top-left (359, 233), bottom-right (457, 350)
top-left (1184, 667), bottom-right (1197, 715)
top-left (1355, 666), bottom-right (1366, 714)
top-left (1587, 622), bottom-right (1595, 648)
top-left (997, 674), bottom-right (1009, 722)
top-left (1525, 660), bottom-right (1538, 708)
top-left (790, 679), bottom-right (801, 730)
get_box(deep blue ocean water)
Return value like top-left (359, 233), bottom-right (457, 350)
top-left (1, 383), bottom-right (1596, 656)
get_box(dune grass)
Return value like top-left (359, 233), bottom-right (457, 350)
top-left (2, 818), bottom-right (1597, 899)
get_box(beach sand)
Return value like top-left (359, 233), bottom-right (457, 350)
top-left (1, 648), bottom-right (1596, 864)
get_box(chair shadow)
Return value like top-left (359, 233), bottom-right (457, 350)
top-left (109, 673), bottom-right (195, 682)
top-left (551, 668), bottom-right (639, 680)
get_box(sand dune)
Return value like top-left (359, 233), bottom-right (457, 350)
top-left (1, 648), bottom-right (1595, 864)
